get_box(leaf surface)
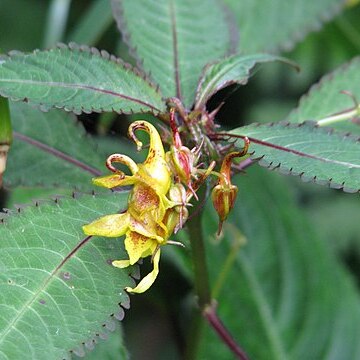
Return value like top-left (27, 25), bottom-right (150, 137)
top-left (229, 121), bottom-right (360, 192)
top-left (287, 57), bottom-right (360, 134)
top-left (198, 168), bottom-right (360, 359)
top-left (0, 44), bottom-right (166, 115)
top-left (223, 0), bottom-right (344, 53)
top-left (113, 0), bottom-right (234, 108)
top-left (0, 191), bottom-right (134, 360)
top-left (67, 0), bottom-right (113, 45)
top-left (195, 53), bottom-right (291, 109)
top-left (4, 103), bottom-right (105, 190)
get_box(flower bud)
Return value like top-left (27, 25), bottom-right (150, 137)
top-left (167, 144), bottom-right (194, 186)
top-left (211, 183), bottom-right (238, 235)
top-left (167, 183), bottom-right (189, 232)
top-left (212, 138), bottom-right (249, 235)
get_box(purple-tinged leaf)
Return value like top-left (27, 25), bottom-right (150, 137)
top-left (0, 44), bottom-right (166, 115)
top-left (227, 121), bottom-right (360, 192)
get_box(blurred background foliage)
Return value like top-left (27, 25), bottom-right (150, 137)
top-left (1, 0), bottom-right (360, 358)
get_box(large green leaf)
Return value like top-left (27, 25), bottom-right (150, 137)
top-left (67, 0), bottom-right (113, 45)
top-left (198, 167), bottom-right (360, 359)
top-left (223, 0), bottom-right (344, 53)
top-left (194, 53), bottom-right (291, 109)
top-left (229, 121), bottom-right (360, 192)
top-left (0, 191), bottom-right (134, 360)
top-left (0, 44), bottom-right (166, 115)
top-left (82, 323), bottom-right (129, 359)
top-left (4, 103), bottom-right (105, 190)
top-left (287, 57), bottom-right (360, 134)
top-left (113, 0), bottom-right (233, 109)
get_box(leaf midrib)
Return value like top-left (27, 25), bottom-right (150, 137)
top-left (14, 132), bottom-right (102, 176)
top-left (0, 234), bottom-right (93, 347)
top-left (0, 78), bottom-right (162, 112)
top-left (224, 124), bottom-right (360, 169)
top-left (169, 0), bottom-right (181, 101)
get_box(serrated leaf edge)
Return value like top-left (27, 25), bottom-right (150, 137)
top-left (194, 54), bottom-right (265, 109)
top-left (112, 0), bottom-right (236, 109)
top-left (271, 0), bottom-right (345, 52)
top-left (238, 120), bottom-right (360, 193)
top-left (110, 1), bottom-right (162, 92)
top-left (68, 312), bottom-right (127, 359)
top-left (195, 54), bottom-right (296, 109)
top-left (287, 56), bottom-right (360, 122)
top-left (0, 43), bottom-right (166, 116)
top-left (0, 191), bottom-right (136, 359)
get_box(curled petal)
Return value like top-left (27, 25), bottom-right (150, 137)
top-left (125, 249), bottom-right (161, 294)
top-left (128, 121), bottom-right (165, 159)
top-left (82, 213), bottom-right (130, 237)
top-left (128, 121), bottom-right (171, 195)
top-left (106, 154), bottom-right (139, 175)
top-left (93, 174), bottom-right (136, 188)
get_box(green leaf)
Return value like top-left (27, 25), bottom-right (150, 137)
top-left (306, 194), bottom-right (360, 254)
top-left (4, 103), bottom-right (105, 190)
top-left (113, 0), bottom-right (234, 109)
top-left (287, 57), bottom-right (360, 134)
top-left (195, 53), bottom-right (293, 109)
top-left (0, 44), bottom-right (166, 115)
top-left (82, 323), bottom-right (129, 359)
top-left (229, 121), bottom-right (360, 192)
top-left (0, 191), bottom-right (134, 360)
top-left (223, 0), bottom-right (344, 53)
top-left (67, 0), bottom-right (113, 45)
top-left (198, 167), bottom-right (360, 359)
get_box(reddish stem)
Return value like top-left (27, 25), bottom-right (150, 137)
top-left (203, 303), bottom-right (250, 360)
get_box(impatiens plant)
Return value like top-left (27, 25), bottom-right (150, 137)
top-left (1, 0), bottom-right (360, 359)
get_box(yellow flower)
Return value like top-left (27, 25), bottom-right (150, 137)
top-left (83, 121), bottom-right (183, 293)
top-left (83, 188), bottom-right (188, 294)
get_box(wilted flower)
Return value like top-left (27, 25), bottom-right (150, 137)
top-left (212, 138), bottom-right (250, 235)
top-left (83, 121), bottom-right (181, 293)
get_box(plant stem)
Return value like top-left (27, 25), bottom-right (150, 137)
top-left (184, 307), bottom-right (205, 360)
top-left (188, 210), bottom-right (211, 309)
top-left (0, 97), bottom-right (12, 187)
top-left (186, 209), bottom-right (250, 359)
top-left (185, 209), bottom-right (210, 360)
top-left (203, 302), bottom-right (249, 360)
